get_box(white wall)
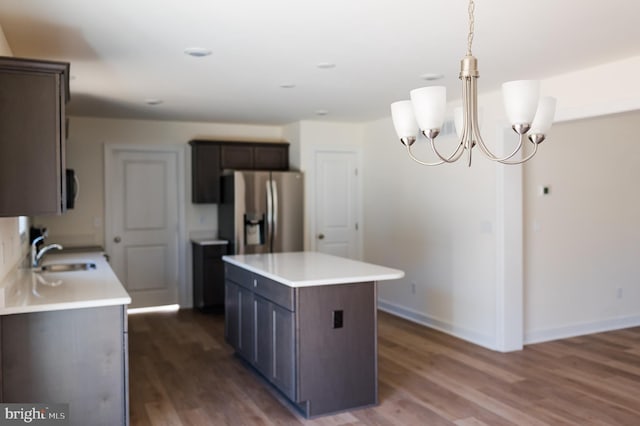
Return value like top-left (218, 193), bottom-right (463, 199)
top-left (0, 23), bottom-right (11, 57)
top-left (283, 121), bottom-right (301, 170)
top-left (362, 118), bottom-right (499, 348)
top-left (0, 218), bottom-right (23, 282)
top-left (544, 56), bottom-right (640, 122)
top-left (523, 110), bottom-right (640, 343)
top-left (361, 54), bottom-right (640, 350)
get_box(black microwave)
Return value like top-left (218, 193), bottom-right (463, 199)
top-left (65, 169), bottom-right (79, 209)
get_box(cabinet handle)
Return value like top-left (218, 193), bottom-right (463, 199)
top-left (253, 279), bottom-right (257, 287)
top-left (114, 236), bottom-right (122, 243)
top-left (272, 309), bottom-right (277, 377)
top-left (317, 233), bottom-right (325, 240)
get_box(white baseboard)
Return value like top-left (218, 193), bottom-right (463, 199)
top-left (524, 314), bottom-right (640, 345)
top-left (378, 300), bottom-right (640, 349)
top-left (377, 298), bottom-right (496, 350)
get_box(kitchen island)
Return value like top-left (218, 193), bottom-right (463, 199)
top-left (0, 250), bottom-right (131, 425)
top-left (222, 251), bottom-right (404, 418)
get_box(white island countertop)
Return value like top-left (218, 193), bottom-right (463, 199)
top-left (223, 251), bottom-right (404, 288)
top-left (0, 251), bottom-right (131, 315)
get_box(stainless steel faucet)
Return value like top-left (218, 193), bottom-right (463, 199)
top-left (31, 235), bottom-right (63, 268)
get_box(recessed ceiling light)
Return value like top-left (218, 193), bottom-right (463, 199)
top-left (420, 73), bottom-right (444, 81)
top-left (315, 109), bottom-right (329, 116)
top-left (184, 47), bottom-right (212, 57)
top-left (280, 83), bottom-right (296, 89)
top-left (317, 62), bottom-right (336, 69)
top-left (145, 98), bottom-right (163, 106)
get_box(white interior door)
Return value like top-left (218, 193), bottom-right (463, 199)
top-left (314, 150), bottom-right (360, 259)
top-left (105, 146), bottom-right (181, 308)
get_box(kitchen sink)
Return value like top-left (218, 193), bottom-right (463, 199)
top-left (36, 262), bottom-right (97, 273)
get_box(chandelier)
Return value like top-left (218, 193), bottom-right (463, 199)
top-left (390, 0), bottom-right (557, 166)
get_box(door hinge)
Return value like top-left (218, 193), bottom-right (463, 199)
top-left (355, 222), bottom-right (359, 231)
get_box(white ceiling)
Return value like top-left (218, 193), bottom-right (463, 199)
top-left (1, 0), bottom-right (639, 125)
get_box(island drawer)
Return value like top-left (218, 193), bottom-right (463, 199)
top-left (253, 274), bottom-right (295, 311)
top-left (225, 263), bottom-right (253, 289)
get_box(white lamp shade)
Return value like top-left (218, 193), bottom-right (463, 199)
top-left (410, 86), bottom-right (447, 130)
top-left (528, 96), bottom-right (557, 135)
top-left (454, 107), bottom-right (463, 139)
top-left (390, 100), bottom-right (418, 140)
top-left (502, 80), bottom-right (540, 125)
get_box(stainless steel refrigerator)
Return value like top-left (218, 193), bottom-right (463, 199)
top-left (218, 170), bottom-right (304, 254)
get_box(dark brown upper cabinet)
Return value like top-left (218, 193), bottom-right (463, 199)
top-left (189, 141), bottom-right (289, 204)
top-left (190, 142), bottom-right (222, 203)
top-left (220, 143), bottom-right (254, 170)
top-left (0, 56), bottom-right (70, 217)
top-left (253, 144), bottom-right (289, 170)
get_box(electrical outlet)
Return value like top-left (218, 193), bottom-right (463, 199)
top-left (332, 310), bottom-right (343, 329)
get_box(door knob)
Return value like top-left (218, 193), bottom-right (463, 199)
top-left (317, 233), bottom-right (325, 240)
top-left (114, 236), bottom-right (122, 243)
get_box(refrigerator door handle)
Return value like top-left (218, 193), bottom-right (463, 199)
top-left (266, 179), bottom-right (273, 251)
top-left (271, 179), bottom-right (278, 251)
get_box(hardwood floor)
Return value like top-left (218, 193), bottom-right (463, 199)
top-left (129, 309), bottom-right (640, 425)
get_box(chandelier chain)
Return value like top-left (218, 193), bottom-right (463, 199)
top-left (467, 0), bottom-right (475, 55)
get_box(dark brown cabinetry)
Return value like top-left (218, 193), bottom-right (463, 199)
top-left (268, 301), bottom-right (296, 398)
top-left (190, 142), bottom-right (221, 203)
top-left (192, 242), bottom-right (228, 310)
top-left (0, 57), bottom-right (70, 216)
top-left (220, 144), bottom-right (254, 169)
top-left (224, 264), bottom-right (296, 400)
top-left (220, 143), bottom-right (289, 170)
top-left (224, 280), bottom-right (255, 360)
top-left (224, 262), bottom-right (377, 417)
top-left (0, 305), bottom-right (128, 425)
top-left (189, 140), bottom-right (289, 203)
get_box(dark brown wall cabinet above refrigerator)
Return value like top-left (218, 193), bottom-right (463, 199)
top-left (189, 140), bottom-right (289, 204)
top-left (0, 56), bottom-right (70, 217)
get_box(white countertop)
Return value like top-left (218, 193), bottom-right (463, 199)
top-left (191, 237), bottom-right (229, 246)
top-left (0, 251), bottom-right (131, 315)
top-left (223, 251), bottom-right (404, 287)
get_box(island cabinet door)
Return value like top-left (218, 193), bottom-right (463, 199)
top-left (271, 303), bottom-right (295, 400)
top-left (225, 280), bottom-right (254, 359)
top-left (252, 295), bottom-right (296, 400)
top-left (253, 295), bottom-right (272, 371)
top-left (224, 281), bottom-right (239, 349)
top-left (237, 286), bottom-right (255, 360)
